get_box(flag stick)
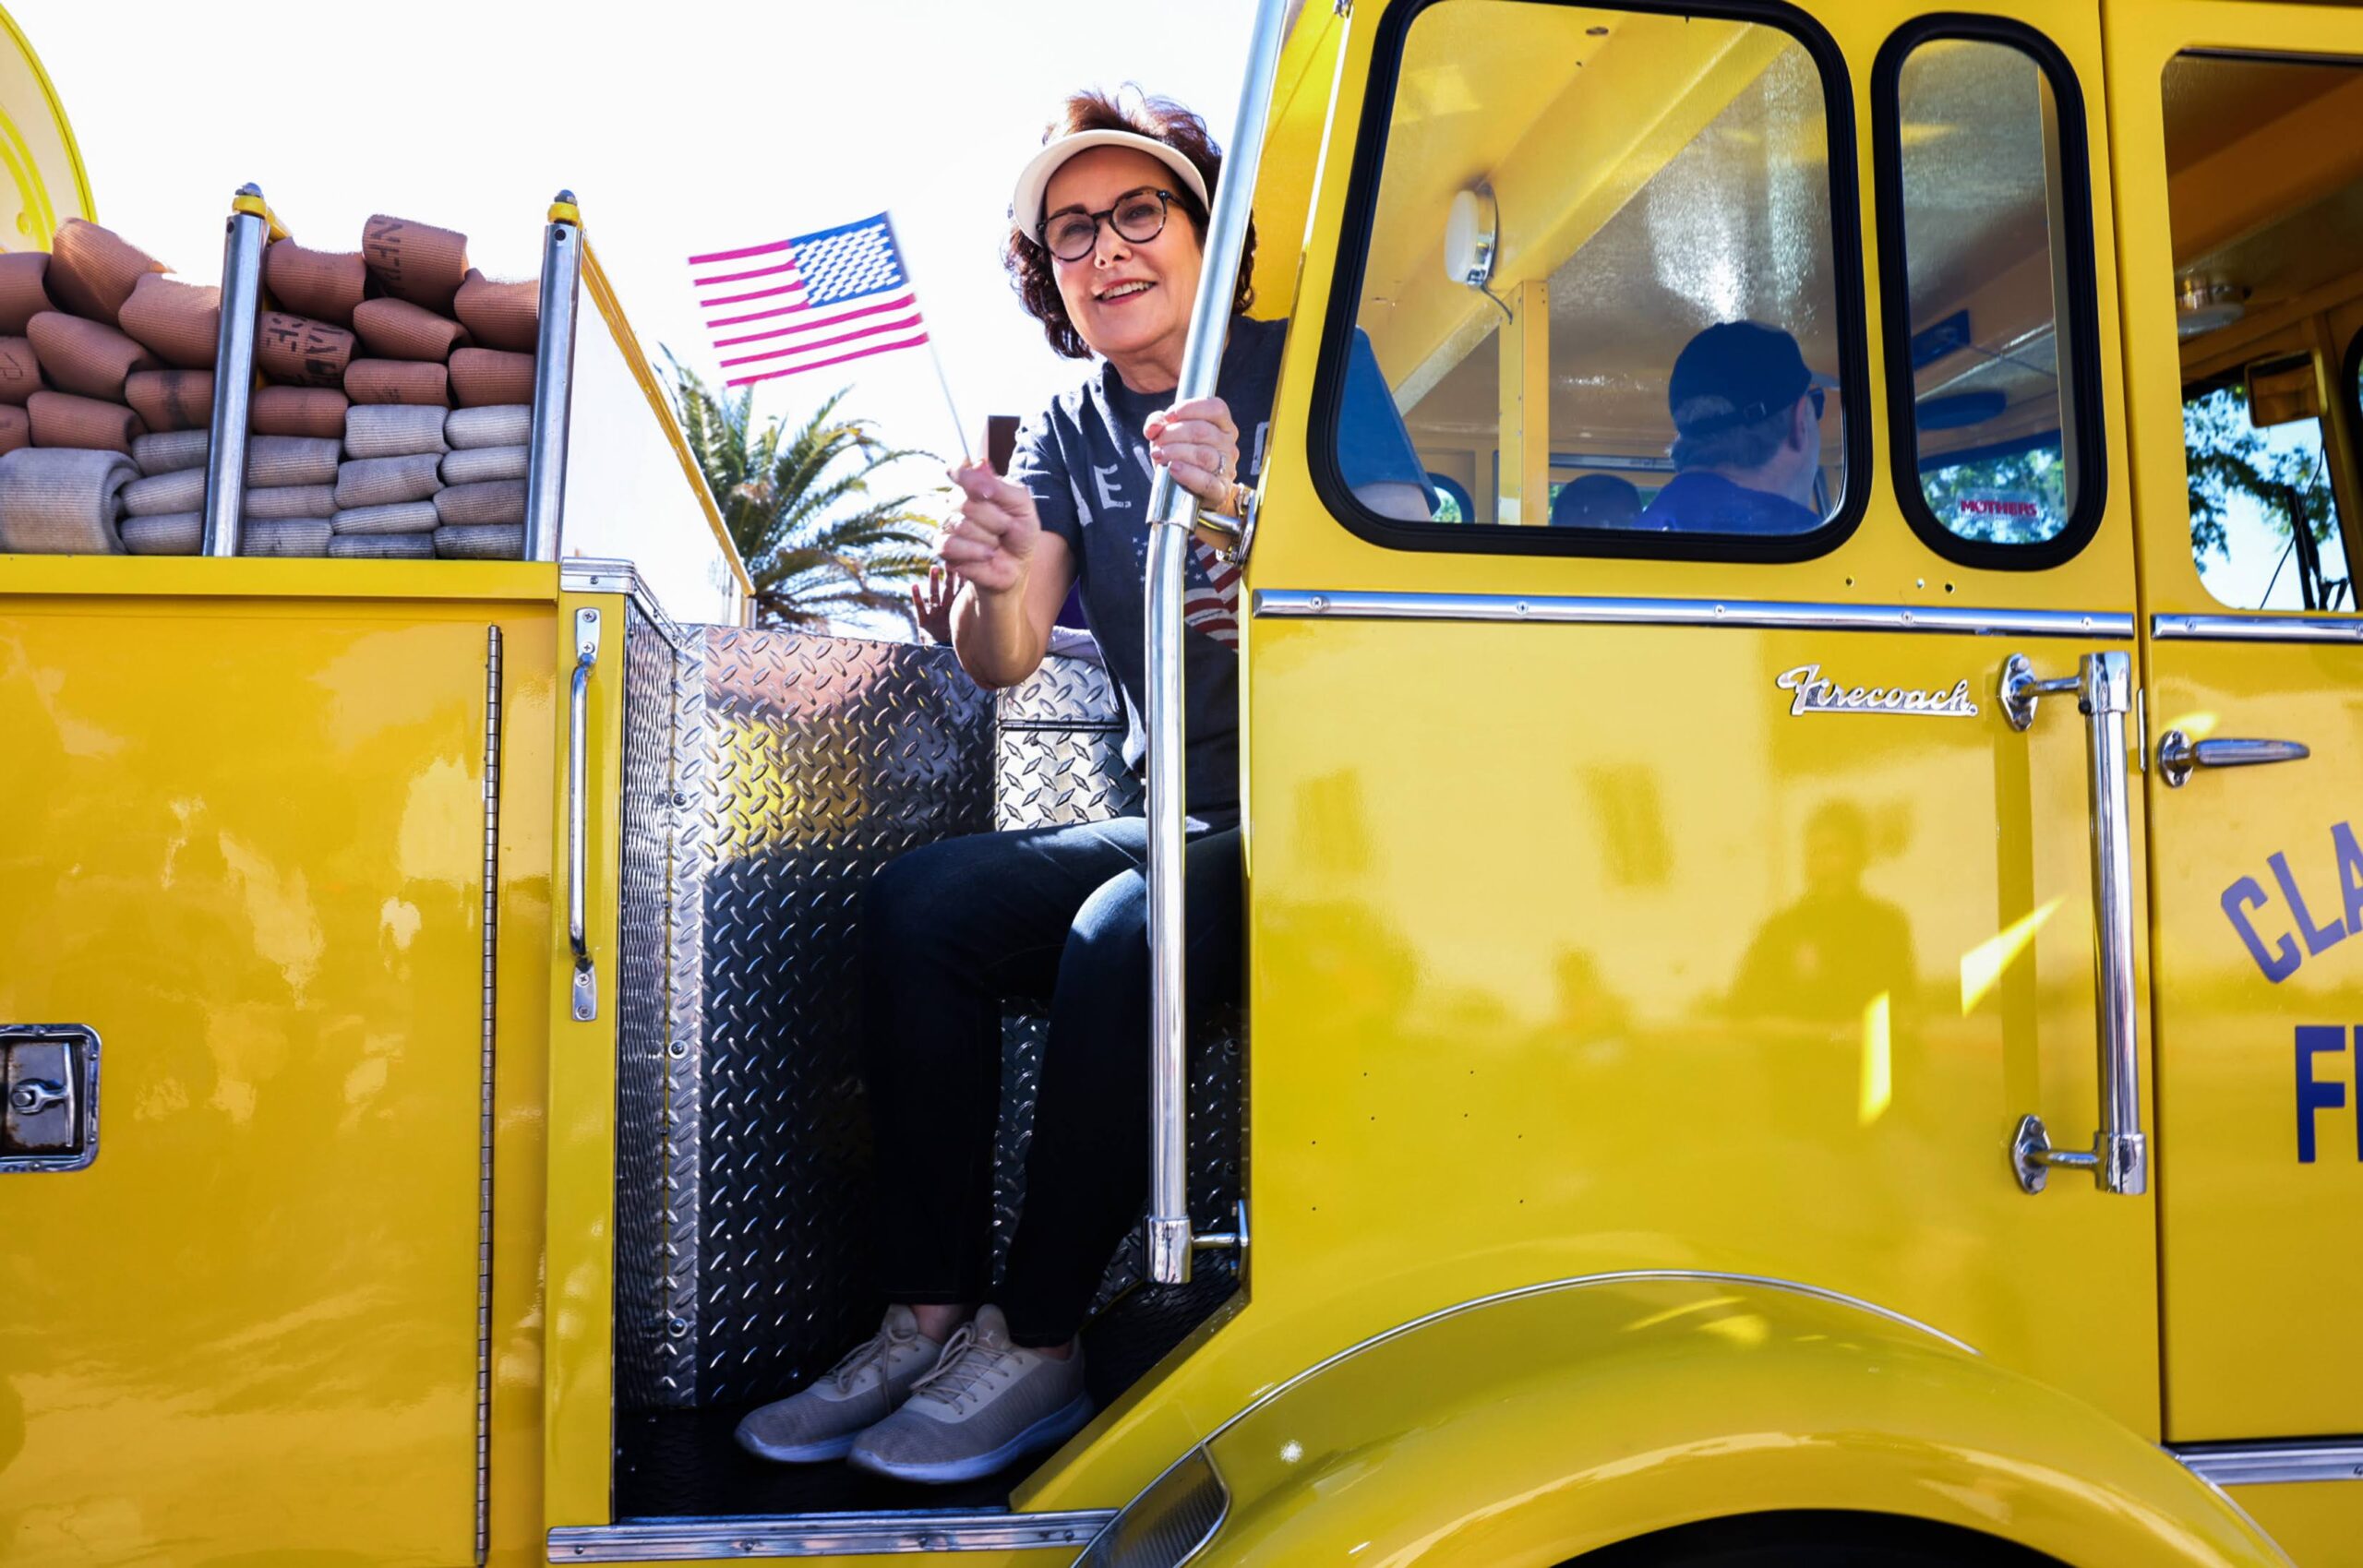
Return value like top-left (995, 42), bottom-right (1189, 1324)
top-left (882, 209), bottom-right (972, 463)
top-left (925, 338), bottom-right (971, 464)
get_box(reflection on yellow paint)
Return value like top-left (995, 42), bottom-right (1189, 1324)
top-left (1859, 992), bottom-right (1891, 1126)
top-left (1959, 897), bottom-right (2064, 1015)
top-left (1624, 1295), bottom-right (1742, 1334)
top-left (1699, 1311), bottom-right (1770, 1347)
top-left (2165, 711), bottom-right (2219, 741)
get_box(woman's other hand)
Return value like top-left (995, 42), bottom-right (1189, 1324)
top-left (911, 562), bottom-right (956, 644)
top-left (942, 460), bottom-right (1042, 595)
top-left (1144, 395), bottom-right (1241, 511)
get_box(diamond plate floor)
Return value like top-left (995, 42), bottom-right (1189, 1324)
top-left (614, 1267), bottom-right (1240, 1518)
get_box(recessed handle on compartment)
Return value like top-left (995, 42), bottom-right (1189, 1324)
top-left (2000, 651), bottom-right (2147, 1197)
top-left (2156, 730), bottom-right (2309, 788)
top-left (568, 606), bottom-right (601, 1023)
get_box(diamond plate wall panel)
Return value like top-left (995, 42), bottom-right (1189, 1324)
top-left (693, 629), bottom-right (996, 1406)
top-left (995, 655), bottom-right (1140, 833)
top-left (616, 599), bottom-right (690, 1408)
top-left (615, 635), bottom-right (1241, 1414)
top-left (659, 632), bottom-right (710, 1403)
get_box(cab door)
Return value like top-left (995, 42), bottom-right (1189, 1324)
top-left (1236, 0), bottom-right (2165, 1431)
top-left (2109, 0), bottom-right (2363, 1458)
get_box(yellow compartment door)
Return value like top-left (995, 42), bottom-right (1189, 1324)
top-left (0, 596), bottom-right (500, 1565)
top-left (2107, 0), bottom-right (2363, 1451)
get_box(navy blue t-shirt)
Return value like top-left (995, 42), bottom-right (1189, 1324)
top-left (1636, 471), bottom-right (1820, 535)
top-left (1011, 315), bottom-right (1425, 820)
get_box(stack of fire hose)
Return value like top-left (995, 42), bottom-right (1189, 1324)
top-left (0, 220), bottom-right (213, 552)
top-left (0, 212), bottom-right (538, 558)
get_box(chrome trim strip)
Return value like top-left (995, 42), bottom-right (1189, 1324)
top-left (546, 1510), bottom-right (1118, 1561)
top-left (2175, 1442), bottom-right (2363, 1487)
top-left (557, 559), bottom-right (695, 653)
top-left (1201, 1270), bottom-right (1974, 1453)
top-left (2152, 613), bottom-right (2363, 643)
top-left (474, 627), bottom-right (503, 1565)
top-left (558, 558), bottom-right (642, 597)
top-left (1254, 589), bottom-right (2134, 639)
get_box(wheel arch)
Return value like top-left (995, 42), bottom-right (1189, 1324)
top-left (1175, 1272), bottom-right (2285, 1567)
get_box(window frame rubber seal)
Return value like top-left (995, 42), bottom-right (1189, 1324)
top-left (1868, 11), bottom-right (2111, 573)
top-left (1302, 0), bottom-right (1876, 566)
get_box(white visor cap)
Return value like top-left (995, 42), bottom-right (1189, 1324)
top-left (1010, 129), bottom-right (1212, 240)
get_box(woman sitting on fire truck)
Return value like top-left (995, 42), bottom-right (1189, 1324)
top-left (732, 89), bottom-right (1430, 1485)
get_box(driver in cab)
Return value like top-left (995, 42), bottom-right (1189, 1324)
top-left (1637, 319), bottom-right (1836, 535)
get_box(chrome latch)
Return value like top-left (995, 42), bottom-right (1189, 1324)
top-left (1998, 652), bottom-right (2084, 732)
top-left (1191, 485), bottom-right (1259, 569)
top-left (2, 1024), bottom-right (101, 1172)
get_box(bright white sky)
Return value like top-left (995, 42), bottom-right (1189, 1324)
top-left (17, 0), bottom-right (1255, 493)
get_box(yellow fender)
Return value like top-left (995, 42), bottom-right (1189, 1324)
top-left (1183, 1273), bottom-right (2286, 1566)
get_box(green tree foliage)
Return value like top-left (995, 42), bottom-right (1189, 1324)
top-left (664, 350), bottom-right (938, 630)
top-left (2182, 382), bottom-right (2338, 567)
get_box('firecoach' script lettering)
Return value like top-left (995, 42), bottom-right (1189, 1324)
top-left (1776, 664), bottom-right (1980, 719)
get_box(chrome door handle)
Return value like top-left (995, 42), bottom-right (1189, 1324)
top-left (567, 606), bottom-right (601, 1023)
top-left (2157, 730), bottom-right (2309, 788)
top-left (8, 1080), bottom-right (66, 1116)
top-left (2001, 651), bottom-right (2147, 1197)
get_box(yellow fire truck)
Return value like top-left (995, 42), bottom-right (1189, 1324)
top-left (6, 0), bottom-right (2363, 1562)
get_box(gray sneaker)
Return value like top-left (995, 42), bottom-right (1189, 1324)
top-left (734, 1305), bottom-right (944, 1463)
top-left (845, 1305), bottom-right (1093, 1483)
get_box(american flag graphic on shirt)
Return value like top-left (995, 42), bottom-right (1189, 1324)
top-left (1184, 538), bottom-right (1241, 649)
top-left (688, 213), bottom-right (929, 388)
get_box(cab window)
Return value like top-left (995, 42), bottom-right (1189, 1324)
top-left (1318, 0), bottom-right (1864, 557)
top-left (2161, 52), bottom-right (2363, 612)
top-left (1875, 25), bottom-right (2102, 563)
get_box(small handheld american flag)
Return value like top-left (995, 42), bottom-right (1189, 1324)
top-left (689, 213), bottom-right (934, 389)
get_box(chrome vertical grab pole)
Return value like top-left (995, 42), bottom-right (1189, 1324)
top-left (202, 184), bottom-right (271, 557)
top-left (2006, 650), bottom-right (2147, 1196)
top-left (567, 605), bottom-right (602, 1023)
top-left (1143, 0), bottom-right (1293, 1287)
top-left (525, 192), bottom-right (584, 563)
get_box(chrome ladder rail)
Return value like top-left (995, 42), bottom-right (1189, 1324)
top-left (526, 192), bottom-right (585, 563)
top-left (201, 184), bottom-right (272, 557)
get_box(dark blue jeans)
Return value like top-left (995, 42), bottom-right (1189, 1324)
top-left (862, 814), bottom-right (1241, 1347)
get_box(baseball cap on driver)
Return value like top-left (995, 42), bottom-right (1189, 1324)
top-left (1011, 129), bottom-right (1212, 237)
top-left (1669, 321), bottom-right (1835, 437)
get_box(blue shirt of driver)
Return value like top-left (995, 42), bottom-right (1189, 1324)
top-left (1635, 471), bottom-right (1821, 536)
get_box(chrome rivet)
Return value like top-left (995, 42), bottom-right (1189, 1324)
top-left (1310, 594), bottom-right (1328, 613)
top-left (667, 1317), bottom-right (690, 1337)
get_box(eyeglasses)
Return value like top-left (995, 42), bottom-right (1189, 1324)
top-left (1038, 187), bottom-right (1181, 263)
